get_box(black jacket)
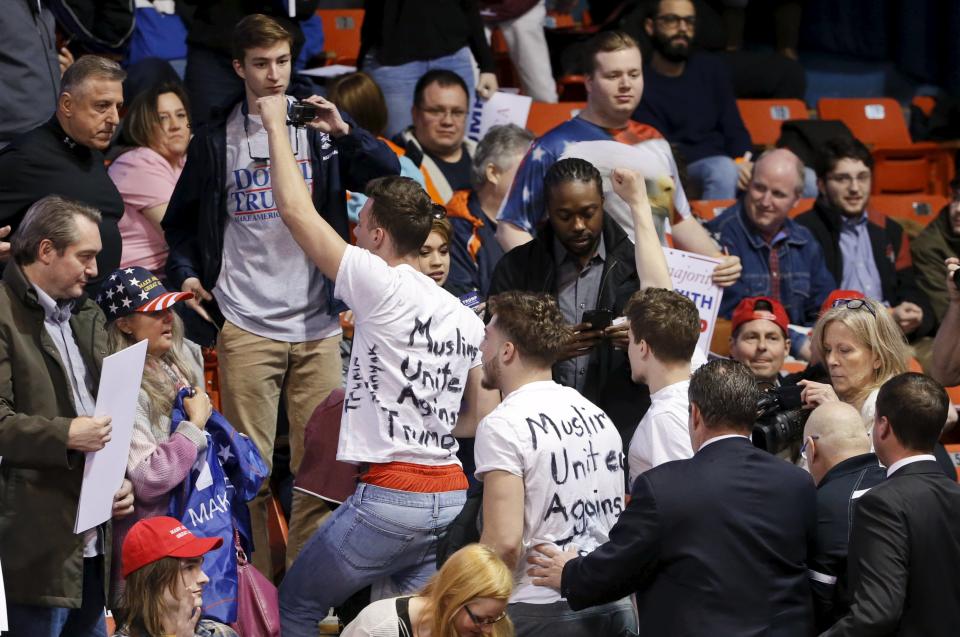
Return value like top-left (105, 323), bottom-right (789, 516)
top-left (562, 436), bottom-right (817, 636)
top-left (795, 198), bottom-right (934, 338)
top-left (0, 117), bottom-right (124, 293)
top-left (810, 453), bottom-right (886, 632)
top-left (487, 216), bottom-right (649, 442)
top-left (162, 104), bottom-right (400, 319)
top-left (824, 460), bottom-right (960, 636)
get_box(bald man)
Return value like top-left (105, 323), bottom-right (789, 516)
top-left (802, 402), bottom-right (886, 632)
top-left (706, 149), bottom-right (836, 359)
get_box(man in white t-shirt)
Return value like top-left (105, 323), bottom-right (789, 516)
top-left (255, 93), bottom-right (500, 637)
top-left (162, 15), bottom-right (401, 577)
top-left (625, 287), bottom-right (700, 486)
top-left (475, 290), bottom-right (637, 636)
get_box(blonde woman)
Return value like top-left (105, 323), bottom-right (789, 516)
top-left (96, 266), bottom-right (213, 601)
top-left (342, 544), bottom-right (513, 637)
top-left (800, 296), bottom-right (910, 429)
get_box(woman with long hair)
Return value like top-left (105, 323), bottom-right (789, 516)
top-left (115, 516), bottom-right (235, 637)
top-left (342, 543), bottom-right (513, 637)
top-left (96, 266), bottom-right (213, 602)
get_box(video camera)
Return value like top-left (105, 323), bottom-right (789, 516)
top-left (752, 384), bottom-right (809, 455)
top-left (287, 101), bottom-right (319, 127)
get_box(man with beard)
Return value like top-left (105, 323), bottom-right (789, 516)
top-left (475, 291), bottom-right (636, 636)
top-left (488, 158), bottom-right (672, 445)
top-left (796, 137), bottom-right (934, 340)
top-left (632, 0), bottom-right (753, 200)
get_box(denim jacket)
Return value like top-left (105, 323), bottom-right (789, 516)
top-left (706, 200), bottom-right (835, 326)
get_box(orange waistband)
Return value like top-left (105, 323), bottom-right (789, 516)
top-left (362, 462), bottom-right (467, 493)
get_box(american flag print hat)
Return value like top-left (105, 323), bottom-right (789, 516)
top-left (95, 266), bottom-right (194, 320)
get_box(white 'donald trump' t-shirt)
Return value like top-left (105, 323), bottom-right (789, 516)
top-left (474, 381), bottom-right (626, 604)
top-left (334, 245), bottom-right (484, 465)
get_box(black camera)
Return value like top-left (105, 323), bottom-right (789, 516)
top-left (752, 384), bottom-right (810, 455)
top-left (288, 101), bottom-right (319, 127)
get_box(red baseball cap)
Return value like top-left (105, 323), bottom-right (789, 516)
top-left (122, 516), bottom-right (222, 577)
top-left (731, 296), bottom-right (789, 336)
top-left (820, 289), bottom-right (866, 317)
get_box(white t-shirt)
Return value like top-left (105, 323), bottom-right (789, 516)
top-left (334, 245), bottom-right (484, 465)
top-left (215, 101), bottom-right (340, 342)
top-left (474, 381), bottom-right (625, 604)
top-left (627, 379), bottom-right (693, 487)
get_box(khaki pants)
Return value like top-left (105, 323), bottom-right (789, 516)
top-left (217, 319), bottom-right (342, 578)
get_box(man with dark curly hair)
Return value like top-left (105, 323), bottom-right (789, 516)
top-left (475, 290), bottom-right (637, 636)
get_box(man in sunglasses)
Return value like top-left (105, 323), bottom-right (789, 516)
top-left (800, 401), bottom-right (885, 632)
top-left (631, 0), bottom-right (753, 200)
top-left (796, 137), bottom-right (934, 340)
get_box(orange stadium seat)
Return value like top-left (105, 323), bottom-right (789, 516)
top-left (912, 95), bottom-right (937, 118)
top-left (737, 99), bottom-right (809, 147)
top-left (526, 101), bottom-right (586, 136)
top-left (817, 97), bottom-right (952, 195)
top-left (316, 9), bottom-right (364, 66)
top-left (867, 194), bottom-right (948, 230)
top-left (788, 197), bottom-right (815, 218)
top-left (690, 199), bottom-right (735, 221)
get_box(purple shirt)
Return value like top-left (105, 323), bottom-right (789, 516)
top-left (839, 212), bottom-right (883, 301)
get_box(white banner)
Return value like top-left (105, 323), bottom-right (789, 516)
top-left (467, 90), bottom-right (533, 142)
top-left (74, 339), bottom-right (148, 533)
top-left (664, 248), bottom-right (723, 354)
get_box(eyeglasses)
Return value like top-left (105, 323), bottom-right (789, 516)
top-left (800, 434), bottom-right (820, 461)
top-left (831, 298), bottom-right (876, 317)
top-left (419, 107), bottom-right (468, 121)
top-left (243, 113), bottom-right (298, 162)
top-left (826, 173), bottom-right (871, 187)
top-left (463, 604), bottom-right (507, 628)
top-left (655, 14), bottom-right (696, 28)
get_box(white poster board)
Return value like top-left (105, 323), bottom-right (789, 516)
top-left (467, 90), bottom-right (533, 142)
top-left (664, 248), bottom-right (723, 354)
top-left (74, 339), bottom-right (148, 533)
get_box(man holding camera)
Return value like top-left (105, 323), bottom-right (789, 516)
top-left (729, 296), bottom-right (791, 385)
top-left (162, 14), bottom-right (399, 577)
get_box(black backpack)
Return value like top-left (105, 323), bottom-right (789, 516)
top-left (48, 0), bottom-right (135, 54)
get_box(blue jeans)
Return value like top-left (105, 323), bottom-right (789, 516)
top-left (688, 156), bottom-right (819, 200)
top-left (688, 155), bottom-right (740, 199)
top-left (509, 598), bottom-right (637, 637)
top-left (5, 557), bottom-right (107, 637)
top-left (365, 46), bottom-right (475, 138)
top-left (279, 483), bottom-right (466, 637)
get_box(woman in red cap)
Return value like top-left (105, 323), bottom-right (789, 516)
top-left (115, 516), bottom-right (235, 637)
top-left (96, 267), bottom-right (214, 603)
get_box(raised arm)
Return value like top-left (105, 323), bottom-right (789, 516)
top-left (610, 168), bottom-right (671, 290)
top-left (259, 95), bottom-right (347, 280)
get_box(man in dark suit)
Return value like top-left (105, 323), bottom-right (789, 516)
top-left (823, 373), bottom-right (960, 636)
top-left (801, 401), bottom-right (886, 631)
top-left (527, 359), bottom-right (817, 636)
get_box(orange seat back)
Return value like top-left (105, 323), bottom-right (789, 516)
top-left (316, 9), bottom-right (364, 66)
top-left (526, 101), bottom-right (586, 136)
top-left (689, 198), bottom-right (735, 221)
top-left (736, 99), bottom-right (809, 147)
top-left (867, 194), bottom-right (947, 228)
top-left (817, 97), bottom-right (912, 147)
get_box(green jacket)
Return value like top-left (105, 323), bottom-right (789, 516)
top-left (0, 261), bottom-right (110, 607)
top-left (911, 205), bottom-right (960, 323)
